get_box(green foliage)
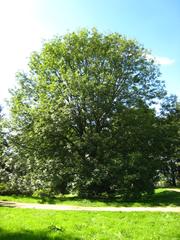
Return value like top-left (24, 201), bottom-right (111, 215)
top-left (0, 106), bottom-right (4, 158)
top-left (159, 96), bottom-right (180, 186)
top-left (0, 183), bottom-right (9, 195)
top-left (32, 189), bottom-right (54, 198)
top-left (6, 29), bottom-right (170, 199)
top-left (0, 106), bottom-right (9, 191)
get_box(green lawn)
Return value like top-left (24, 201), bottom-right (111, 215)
top-left (0, 207), bottom-right (179, 240)
top-left (0, 188), bottom-right (180, 207)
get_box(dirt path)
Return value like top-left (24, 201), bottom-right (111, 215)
top-left (0, 200), bottom-right (180, 212)
top-left (168, 188), bottom-right (180, 192)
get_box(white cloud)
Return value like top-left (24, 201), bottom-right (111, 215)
top-left (146, 54), bottom-right (175, 65)
top-left (155, 56), bottom-right (175, 65)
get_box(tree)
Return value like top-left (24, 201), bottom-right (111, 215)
top-left (159, 96), bottom-right (180, 186)
top-left (8, 29), bottom-right (166, 198)
top-left (0, 105), bottom-right (10, 194)
top-left (0, 106), bottom-right (4, 168)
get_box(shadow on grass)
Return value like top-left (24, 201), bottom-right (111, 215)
top-left (37, 197), bottom-right (56, 204)
top-left (51, 190), bottom-right (180, 207)
top-left (141, 190), bottom-right (180, 207)
top-left (0, 194), bottom-right (57, 205)
top-left (0, 201), bottom-right (16, 208)
top-left (106, 190), bottom-right (180, 207)
top-left (0, 228), bottom-right (82, 240)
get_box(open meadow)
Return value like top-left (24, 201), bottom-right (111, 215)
top-left (0, 208), bottom-right (180, 240)
top-left (0, 188), bottom-right (180, 239)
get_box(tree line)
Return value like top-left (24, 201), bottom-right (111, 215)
top-left (0, 29), bottom-right (179, 199)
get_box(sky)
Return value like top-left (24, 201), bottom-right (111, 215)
top-left (0, 0), bottom-right (179, 112)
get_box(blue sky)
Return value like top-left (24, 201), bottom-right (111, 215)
top-left (0, 0), bottom-right (179, 109)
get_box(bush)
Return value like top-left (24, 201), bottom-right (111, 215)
top-left (0, 183), bottom-right (10, 195)
top-left (32, 189), bottom-right (54, 198)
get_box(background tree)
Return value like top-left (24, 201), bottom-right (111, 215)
top-left (8, 29), bottom-right (167, 198)
top-left (0, 106), bottom-right (4, 170)
top-left (0, 105), bottom-right (10, 194)
top-left (158, 96), bottom-right (180, 187)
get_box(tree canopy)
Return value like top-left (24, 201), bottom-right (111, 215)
top-left (1, 29), bottom-right (179, 198)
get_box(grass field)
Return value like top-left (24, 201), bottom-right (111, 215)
top-left (0, 188), bottom-right (180, 207)
top-left (0, 207), bottom-right (180, 240)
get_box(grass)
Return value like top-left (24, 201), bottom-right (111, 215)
top-left (0, 207), bottom-right (180, 240)
top-left (0, 188), bottom-right (180, 207)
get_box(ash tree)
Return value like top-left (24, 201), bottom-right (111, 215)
top-left (8, 29), bottom-right (166, 198)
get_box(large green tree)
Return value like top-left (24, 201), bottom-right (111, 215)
top-left (8, 29), bottom-right (166, 198)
